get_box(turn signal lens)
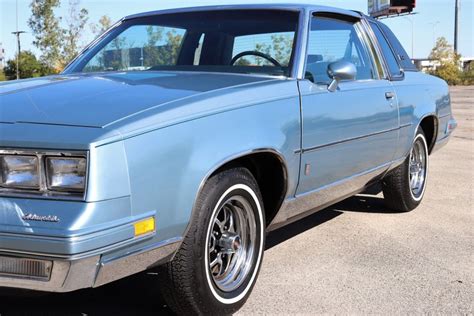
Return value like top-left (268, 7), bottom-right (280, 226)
top-left (134, 217), bottom-right (155, 236)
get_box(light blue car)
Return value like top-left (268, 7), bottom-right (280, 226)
top-left (0, 4), bottom-right (456, 315)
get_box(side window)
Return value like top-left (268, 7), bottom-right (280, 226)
top-left (370, 22), bottom-right (402, 77)
top-left (305, 16), bottom-right (375, 83)
top-left (377, 22), bottom-right (418, 71)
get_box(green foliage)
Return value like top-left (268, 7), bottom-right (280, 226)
top-left (270, 34), bottom-right (293, 65)
top-left (29, 0), bottom-right (89, 72)
top-left (460, 68), bottom-right (474, 85)
top-left (144, 27), bottom-right (183, 67)
top-left (236, 34), bottom-right (294, 66)
top-left (28, 0), bottom-right (63, 71)
top-left (3, 51), bottom-right (52, 80)
top-left (62, 0), bottom-right (89, 66)
top-left (0, 70), bottom-right (6, 81)
top-left (428, 37), bottom-right (462, 85)
top-left (235, 58), bottom-right (252, 66)
top-left (91, 15), bottom-right (112, 38)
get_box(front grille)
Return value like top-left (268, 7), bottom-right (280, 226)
top-left (0, 256), bottom-right (52, 281)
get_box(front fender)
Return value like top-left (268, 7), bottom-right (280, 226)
top-left (122, 83), bottom-right (301, 244)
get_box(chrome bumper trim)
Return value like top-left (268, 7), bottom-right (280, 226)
top-left (0, 237), bottom-right (182, 293)
top-left (0, 255), bottom-right (99, 293)
top-left (94, 237), bottom-right (181, 287)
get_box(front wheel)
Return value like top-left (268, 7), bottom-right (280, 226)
top-left (382, 128), bottom-right (429, 212)
top-left (159, 167), bottom-right (265, 315)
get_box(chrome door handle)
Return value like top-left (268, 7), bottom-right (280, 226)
top-left (385, 92), bottom-right (395, 99)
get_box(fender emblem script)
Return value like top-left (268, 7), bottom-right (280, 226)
top-left (22, 213), bottom-right (60, 223)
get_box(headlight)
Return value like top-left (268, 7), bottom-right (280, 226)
top-left (0, 155), bottom-right (40, 189)
top-left (46, 157), bottom-right (87, 192)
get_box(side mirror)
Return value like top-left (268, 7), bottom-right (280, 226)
top-left (327, 61), bottom-right (357, 92)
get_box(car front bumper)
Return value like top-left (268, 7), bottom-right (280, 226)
top-left (0, 237), bottom-right (181, 293)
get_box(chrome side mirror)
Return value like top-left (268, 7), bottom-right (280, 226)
top-left (327, 61), bottom-right (357, 92)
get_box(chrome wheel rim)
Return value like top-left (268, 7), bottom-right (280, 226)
top-left (207, 195), bottom-right (256, 293)
top-left (409, 137), bottom-right (427, 199)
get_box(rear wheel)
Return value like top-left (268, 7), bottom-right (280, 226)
top-left (159, 167), bottom-right (265, 315)
top-left (383, 128), bottom-right (429, 212)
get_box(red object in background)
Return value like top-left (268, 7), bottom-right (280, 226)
top-left (369, 0), bottom-right (416, 18)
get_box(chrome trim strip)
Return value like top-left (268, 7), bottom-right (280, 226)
top-left (94, 237), bottom-right (182, 287)
top-left (268, 161), bottom-right (392, 230)
top-left (302, 127), bottom-right (400, 153)
top-left (294, 8), bottom-right (311, 79)
top-left (361, 16), bottom-right (405, 81)
top-left (438, 112), bottom-right (452, 119)
top-left (0, 148), bottom-right (88, 201)
top-left (0, 232), bottom-right (153, 261)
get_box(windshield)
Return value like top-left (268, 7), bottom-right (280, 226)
top-left (66, 10), bottom-right (299, 77)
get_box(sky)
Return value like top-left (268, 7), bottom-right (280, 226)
top-left (0, 0), bottom-right (473, 63)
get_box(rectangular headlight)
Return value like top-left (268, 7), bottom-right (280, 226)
top-left (46, 157), bottom-right (87, 192)
top-left (0, 155), bottom-right (40, 189)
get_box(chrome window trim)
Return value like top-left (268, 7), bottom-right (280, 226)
top-left (356, 21), bottom-right (385, 80)
top-left (0, 149), bottom-right (89, 201)
top-left (359, 18), bottom-right (389, 80)
top-left (294, 8), bottom-right (311, 79)
top-left (362, 18), bottom-right (405, 81)
top-left (301, 11), bottom-right (380, 82)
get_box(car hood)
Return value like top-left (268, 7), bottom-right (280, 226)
top-left (0, 72), bottom-right (276, 128)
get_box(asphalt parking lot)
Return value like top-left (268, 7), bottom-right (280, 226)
top-left (1, 86), bottom-right (473, 315)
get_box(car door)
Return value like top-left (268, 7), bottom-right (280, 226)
top-left (296, 13), bottom-right (399, 195)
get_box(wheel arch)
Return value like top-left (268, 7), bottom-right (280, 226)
top-left (418, 114), bottom-right (439, 155)
top-left (193, 149), bottom-right (289, 229)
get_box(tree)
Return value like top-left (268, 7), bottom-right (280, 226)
top-left (3, 51), bottom-right (51, 80)
top-left (429, 37), bottom-right (461, 85)
top-left (29, 0), bottom-right (89, 72)
top-left (28, 0), bottom-right (63, 72)
top-left (235, 34), bottom-right (294, 66)
top-left (91, 15), bottom-right (112, 38)
top-left (144, 27), bottom-right (183, 67)
top-left (62, 0), bottom-right (89, 67)
top-left (165, 29), bottom-right (183, 65)
top-left (271, 34), bottom-right (293, 65)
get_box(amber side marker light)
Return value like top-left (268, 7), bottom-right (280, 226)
top-left (134, 217), bottom-right (155, 237)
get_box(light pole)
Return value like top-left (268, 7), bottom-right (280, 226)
top-left (454, 0), bottom-right (460, 53)
top-left (403, 17), bottom-right (414, 58)
top-left (12, 31), bottom-right (26, 80)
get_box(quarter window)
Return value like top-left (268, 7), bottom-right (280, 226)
top-left (370, 22), bottom-right (402, 77)
top-left (305, 16), bottom-right (375, 83)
